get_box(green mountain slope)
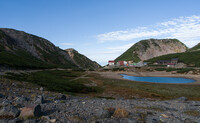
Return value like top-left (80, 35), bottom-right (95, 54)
top-left (188, 43), bottom-right (200, 52)
top-left (0, 28), bottom-right (100, 69)
top-left (65, 48), bottom-right (101, 69)
top-left (115, 39), bottom-right (187, 62)
top-left (145, 50), bottom-right (200, 67)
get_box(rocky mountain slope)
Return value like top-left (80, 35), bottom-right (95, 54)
top-left (115, 39), bottom-right (187, 62)
top-left (0, 28), bottom-right (100, 69)
top-left (65, 48), bottom-right (100, 69)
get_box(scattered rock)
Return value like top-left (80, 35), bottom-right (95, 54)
top-left (54, 95), bottom-right (67, 101)
top-left (49, 119), bottom-right (56, 123)
top-left (15, 96), bottom-right (29, 103)
top-left (0, 105), bottom-right (20, 118)
top-left (2, 100), bottom-right (12, 106)
top-left (41, 116), bottom-right (50, 121)
top-left (98, 109), bottom-right (111, 118)
top-left (113, 108), bottom-right (129, 118)
top-left (184, 118), bottom-right (194, 123)
top-left (24, 119), bottom-right (37, 123)
top-left (19, 104), bottom-right (41, 118)
top-left (161, 114), bottom-right (169, 118)
top-left (175, 97), bottom-right (188, 101)
top-left (39, 87), bottom-right (44, 91)
top-left (0, 93), bottom-right (4, 98)
top-left (34, 95), bottom-right (44, 104)
top-left (60, 95), bottom-right (66, 100)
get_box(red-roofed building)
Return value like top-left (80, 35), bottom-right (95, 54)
top-left (108, 60), bottom-right (115, 66)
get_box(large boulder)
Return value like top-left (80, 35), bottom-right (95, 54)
top-left (0, 106), bottom-right (20, 118)
top-left (19, 104), bottom-right (41, 119)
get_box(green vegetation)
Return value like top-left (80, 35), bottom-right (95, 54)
top-left (155, 68), bottom-right (166, 71)
top-left (96, 76), bottom-right (200, 100)
top-left (4, 70), bottom-right (102, 93)
top-left (72, 49), bottom-right (99, 69)
top-left (0, 28), bottom-right (78, 69)
top-left (3, 70), bottom-right (200, 100)
top-left (188, 43), bottom-right (200, 51)
top-left (96, 96), bottom-right (115, 99)
top-left (155, 68), bottom-right (194, 73)
top-left (112, 67), bottom-right (125, 71)
top-left (146, 50), bottom-right (200, 67)
top-left (115, 43), bottom-right (140, 62)
top-left (0, 49), bottom-right (55, 69)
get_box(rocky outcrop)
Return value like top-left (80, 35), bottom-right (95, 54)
top-left (115, 39), bottom-right (187, 62)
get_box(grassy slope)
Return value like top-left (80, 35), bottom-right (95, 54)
top-left (0, 47), bottom-right (55, 69)
top-left (72, 50), bottom-right (99, 69)
top-left (146, 50), bottom-right (200, 67)
top-left (188, 43), bottom-right (200, 51)
top-left (4, 70), bottom-right (102, 94)
top-left (3, 70), bottom-right (200, 100)
top-left (115, 43), bottom-right (140, 62)
top-left (0, 29), bottom-right (77, 69)
top-left (94, 74), bottom-right (200, 100)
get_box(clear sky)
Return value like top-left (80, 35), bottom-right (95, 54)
top-left (1, 0), bottom-right (200, 65)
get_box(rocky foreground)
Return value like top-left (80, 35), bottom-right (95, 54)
top-left (0, 79), bottom-right (200, 123)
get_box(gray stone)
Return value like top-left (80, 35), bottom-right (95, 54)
top-left (97, 109), bottom-right (112, 118)
top-left (34, 95), bottom-right (44, 104)
top-left (0, 105), bottom-right (20, 118)
top-left (54, 95), bottom-right (67, 101)
top-left (184, 118), bottom-right (194, 123)
top-left (41, 116), bottom-right (50, 120)
top-left (39, 87), bottom-right (44, 91)
top-left (0, 93), bottom-right (4, 98)
top-left (127, 118), bottom-right (137, 123)
top-left (175, 97), bottom-right (188, 101)
top-left (2, 100), bottom-right (12, 106)
top-left (60, 95), bottom-right (67, 100)
top-left (15, 96), bottom-right (28, 103)
top-left (24, 119), bottom-right (37, 123)
top-left (0, 120), bottom-right (8, 123)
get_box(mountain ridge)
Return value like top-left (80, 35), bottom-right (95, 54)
top-left (0, 28), bottom-right (100, 69)
top-left (115, 39), bottom-right (187, 62)
top-left (65, 48), bottom-right (101, 69)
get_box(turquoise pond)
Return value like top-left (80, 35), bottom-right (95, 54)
top-left (121, 74), bottom-right (196, 84)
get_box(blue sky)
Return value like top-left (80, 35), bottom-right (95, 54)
top-left (1, 0), bottom-right (200, 65)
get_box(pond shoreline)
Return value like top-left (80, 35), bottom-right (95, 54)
top-left (120, 74), bottom-right (196, 84)
top-left (95, 71), bottom-right (200, 85)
